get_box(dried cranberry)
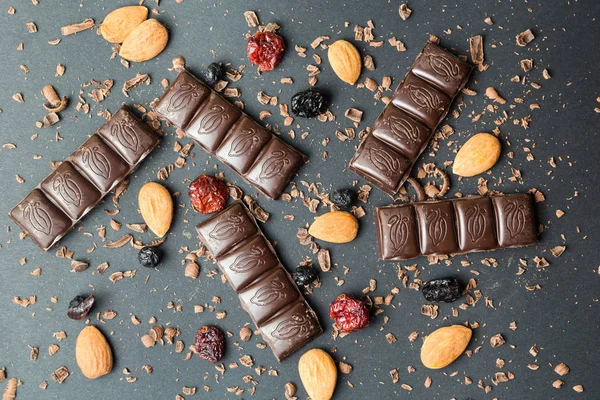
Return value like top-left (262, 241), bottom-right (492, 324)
top-left (195, 325), bottom-right (225, 363)
top-left (188, 175), bottom-right (230, 214)
top-left (329, 293), bottom-right (370, 332)
top-left (247, 31), bottom-right (285, 72)
top-left (67, 294), bottom-right (95, 320)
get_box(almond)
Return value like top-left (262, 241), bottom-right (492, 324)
top-left (328, 40), bottom-right (361, 84)
top-left (139, 182), bottom-right (173, 237)
top-left (420, 325), bottom-right (472, 369)
top-left (452, 133), bottom-right (501, 177)
top-left (119, 19), bottom-right (168, 62)
top-left (101, 6), bottom-right (148, 43)
top-left (298, 349), bottom-right (337, 400)
top-left (308, 211), bottom-right (359, 243)
top-left (76, 326), bottom-right (113, 379)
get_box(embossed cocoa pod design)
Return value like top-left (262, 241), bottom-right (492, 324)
top-left (426, 209), bottom-right (448, 246)
top-left (271, 313), bottom-right (311, 340)
top-left (388, 215), bottom-right (409, 251)
top-left (504, 201), bottom-right (526, 238)
top-left (250, 277), bottom-right (287, 306)
top-left (24, 200), bottom-right (52, 235)
top-left (53, 172), bottom-right (82, 207)
top-left (197, 105), bottom-right (228, 134)
top-left (82, 146), bottom-right (111, 179)
top-left (167, 83), bottom-right (199, 112)
top-left (388, 115), bottom-right (420, 143)
top-left (111, 120), bottom-right (139, 152)
top-left (209, 213), bottom-right (245, 240)
top-left (229, 245), bottom-right (266, 272)
top-left (465, 205), bottom-right (486, 242)
top-left (368, 147), bottom-right (399, 178)
top-left (427, 53), bottom-right (460, 82)
top-left (407, 84), bottom-right (442, 113)
top-left (229, 128), bottom-right (259, 157)
top-left (259, 150), bottom-right (289, 180)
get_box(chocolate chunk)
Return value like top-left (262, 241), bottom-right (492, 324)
top-left (154, 71), bottom-right (211, 129)
top-left (216, 116), bottom-right (272, 174)
top-left (454, 197), bottom-right (497, 252)
top-left (375, 204), bottom-right (420, 260)
top-left (414, 201), bottom-right (458, 255)
top-left (372, 105), bottom-right (431, 159)
top-left (492, 194), bottom-right (537, 248)
top-left (392, 73), bottom-right (450, 129)
top-left (412, 42), bottom-right (473, 96)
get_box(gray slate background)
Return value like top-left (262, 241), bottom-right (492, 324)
top-left (1, 0), bottom-right (599, 399)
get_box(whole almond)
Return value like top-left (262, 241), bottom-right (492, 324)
top-left (119, 19), bottom-right (168, 62)
top-left (76, 326), bottom-right (113, 379)
top-left (328, 40), bottom-right (362, 85)
top-left (308, 211), bottom-right (359, 243)
top-left (101, 6), bottom-right (148, 43)
top-left (298, 349), bottom-right (337, 400)
top-left (453, 133), bottom-right (501, 177)
top-left (139, 182), bottom-right (173, 237)
top-left (420, 325), bottom-right (472, 369)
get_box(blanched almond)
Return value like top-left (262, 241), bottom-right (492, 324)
top-left (328, 40), bottom-right (362, 85)
top-left (119, 19), bottom-right (168, 62)
top-left (298, 349), bottom-right (337, 400)
top-left (308, 211), bottom-right (358, 243)
top-left (139, 182), bottom-right (173, 237)
top-left (453, 133), bottom-right (501, 177)
top-left (420, 325), bottom-right (472, 369)
top-left (101, 6), bottom-right (148, 43)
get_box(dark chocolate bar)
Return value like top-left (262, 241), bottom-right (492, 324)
top-left (196, 202), bottom-right (322, 361)
top-left (154, 70), bottom-right (306, 200)
top-left (9, 106), bottom-right (160, 251)
top-left (375, 193), bottom-right (538, 260)
top-left (349, 41), bottom-right (474, 195)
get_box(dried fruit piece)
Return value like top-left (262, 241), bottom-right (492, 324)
top-left (195, 325), bottom-right (225, 363)
top-left (119, 19), bottom-right (168, 62)
top-left (76, 326), bottom-right (113, 379)
top-left (420, 325), bottom-right (472, 369)
top-left (330, 189), bottom-right (355, 211)
top-left (298, 349), bottom-right (337, 400)
top-left (292, 264), bottom-right (318, 286)
top-left (188, 175), bottom-right (230, 214)
top-left (327, 40), bottom-right (361, 84)
top-left (67, 294), bottom-right (95, 320)
top-left (247, 31), bottom-right (285, 72)
top-left (138, 246), bottom-right (161, 268)
top-left (138, 182), bottom-right (173, 237)
top-left (329, 293), bottom-right (370, 332)
top-left (308, 211), bottom-right (359, 243)
top-left (422, 278), bottom-right (464, 303)
top-left (291, 88), bottom-right (329, 118)
top-left (101, 6), bottom-right (148, 43)
top-left (452, 133), bottom-right (501, 177)
top-left (202, 62), bottom-right (225, 87)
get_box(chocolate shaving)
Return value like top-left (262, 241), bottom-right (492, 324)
top-left (318, 249), bottom-right (331, 272)
top-left (516, 29), bottom-right (535, 47)
top-left (243, 195), bottom-right (269, 223)
top-left (469, 35), bottom-right (484, 65)
top-left (61, 18), bottom-right (95, 36)
top-left (122, 73), bottom-right (150, 97)
top-left (104, 234), bottom-right (133, 248)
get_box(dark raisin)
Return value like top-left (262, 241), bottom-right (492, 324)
top-left (188, 175), bottom-right (230, 214)
top-left (203, 62), bottom-right (225, 87)
top-left (67, 294), bottom-right (95, 320)
top-left (195, 325), bottom-right (225, 363)
top-left (292, 264), bottom-right (318, 286)
top-left (330, 189), bottom-right (355, 211)
top-left (138, 247), bottom-right (161, 268)
top-left (291, 88), bottom-right (329, 118)
top-left (329, 293), bottom-right (370, 332)
top-left (422, 277), bottom-right (464, 303)
top-left (247, 31), bottom-right (285, 72)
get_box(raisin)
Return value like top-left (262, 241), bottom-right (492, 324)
top-left (291, 88), bottom-right (329, 118)
top-left (292, 264), bottom-right (318, 286)
top-left (247, 31), bottom-right (285, 72)
top-left (202, 62), bottom-right (225, 87)
top-left (330, 189), bottom-right (355, 211)
top-left (138, 246), bottom-right (161, 268)
top-left (329, 293), bottom-right (370, 332)
top-left (189, 175), bottom-right (230, 214)
top-left (195, 325), bottom-right (225, 363)
top-left (67, 294), bottom-right (95, 320)
top-left (422, 277), bottom-right (464, 303)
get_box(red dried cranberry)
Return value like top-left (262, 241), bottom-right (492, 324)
top-left (329, 293), bottom-right (370, 332)
top-left (189, 175), bottom-right (229, 214)
top-left (247, 31), bottom-right (285, 72)
top-left (195, 325), bottom-right (225, 363)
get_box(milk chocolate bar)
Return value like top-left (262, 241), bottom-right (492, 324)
top-left (196, 202), bottom-right (322, 361)
top-left (155, 70), bottom-right (306, 199)
top-left (349, 41), bottom-right (474, 195)
top-left (9, 106), bottom-right (160, 251)
top-left (375, 194), bottom-right (538, 260)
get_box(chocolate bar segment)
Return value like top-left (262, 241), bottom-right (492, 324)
top-left (349, 41), bottom-right (473, 195)
top-left (196, 202), bottom-right (322, 361)
top-left (155, 70), bottom-right (306, 199)
top-left (375, 194), bottom-right (537, 260)
top-left (9, 106), bottom-right (160, 251)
